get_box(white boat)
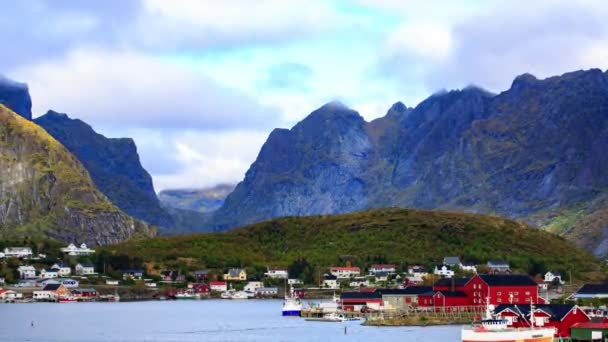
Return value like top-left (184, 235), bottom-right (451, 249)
top-left (305, 312), bottom-right (359, 322)
top-left (220, 289), bottom-right (249, 299)
top-left (461, 301), bottom-right (554, 342)
top-left (282, 286), bottom-right (302, 316)
top-left (318, 293), bottom-right (341, 313)
top-left (175, 292), bottom-right (199, 300)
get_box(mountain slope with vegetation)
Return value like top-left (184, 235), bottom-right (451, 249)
top-left (0, 105), bottom-right (155, 245)
top-left (159, 184), bottom-right (235, 213)
top-left (102, 208), bottom-right (604, 281)
top-left (209, 69), bottom-right (608, 256)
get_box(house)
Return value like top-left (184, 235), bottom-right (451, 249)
top-left (105, 279), bottom-right (119, 286)
top-left (3, 247), bottom-right (33, 259)
top-left (33, 283), bottom-right (70, 301)
top-left (408, 265), bottom-right (428, 278)
top-left (487, 260), bottom-right (511, 273)
top-left (244, 281), bottom-right (264, 293)
top-left (372, 271), bottom-right (391, 283)
top-left (569, 284), bottom-right (608, 300)
top-left (71, 288), bottom-right (98, 298)
top-left (4, 247), bottom-right (32, 259)
top-left (466, 274), bottom-right (541, 306)
top-left (329, 266), bottom-right (361, 279)
top-left (434, 264), bottom-right (455, 278)
top-left (60, 243), bottom-right (95, 256)
top-left (495, 304), bottom-right (589, 338)
top-left (369, 264), bottom-right (396, 275)
top-left (544, 271), bottom-right (565, 285)
top-left (377, 287), bottom-right (433, 310)
top-left (161, 270), bottom-right (185, 282)
top-left (193, 270), bottom-right (209, 281)
top-left (17, 265), bottom-right (36, 279)
top-left (255, 287), bottom-right (278, 297)
top-left (350, 277), bottom-right (369, 288)
top-left (51, 263), bottom-right (72, 277)
top-left (265, 267), bottom-right (288, 279)
top-left (341, 291), bottom-right (383, 311)
top-left (0, 277), bottom-right (4, 285)
top-left (16, 279), bottom-right (38, 287)
top-left (224, 268), bottom-right (247, 281)
top-left (75, 263), bottom-right (95, 275)
top-left (404, 275), bottom-right (425, 286)
top-left (288, 278), bottom-right (303, 285)
top-left (191, 283), bottom-right (211, 296)
top-left (122, 269), bottom-right (144, 280)
top-left (41, 268), bottom-right (59, 279)
top-left (443, 257), bottom-right (462, 267)
top-left (461, 262), bottom-right (478, 273)
top-left (210, 281), bottom-right (228, 292)
top-left (570, 322), bottom-right (608, 340)
top-left (323, 274), bottom-right (339, 289)
top-left (0, 288), bottom-right (22, 301)
top-left (0, 252), bottom-right (4, 258)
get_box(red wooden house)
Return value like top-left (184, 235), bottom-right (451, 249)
top-left (418, 291), bottom-right (469, 309)
top-left (340, 291), bottom-right (382, 311)
top-left (465, 274), bottom-right (541, 306)
top-left (494, 304), bottom-right (589, 338)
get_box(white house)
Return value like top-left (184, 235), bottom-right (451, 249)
top-left (75, 263), bottom-right (95, 275)
top-left (434, 264), bottom-right (455, 278)
top-left (3, 247), bottom-right (33, 259)
top-left (51, 263), bottom-right (71, 277)
top-left (0, 289), bottom-right (22, 301)
top-left (255, 287), bottom-right (278, 296)
top-left (369, 264), bottom-right (396, 275)
top-left (323, 275), bottom-right (339, 289)
top-left (349, 277), bottom-right (369, 288)
top-left (244, 281), bottom-right (264, 293)
top-left (408, 265), bottom-right (429, 278)
top-left (41, 269), bottom-right (59, 279)
top-left (17, 265), bottom-right (36, 279)
top-left (210, 281), bottom-right (228, 292)
top-left (288, 278), bottom-right (303, 285)
top-left (544, 271), bottom-right (565, 284)
top-left (32, 290), bottom-right (56, 301)
top-left (61, 243), bottom-right (95, 256)
top-left (0, 252), bottom-right (4, 258)
top-left (461, 262), bottom-right (478, 273)
top-left (105, 279), bottom-right (119, 286)
top-left (329, 266), bottom-right (361, 279)
top-left (265, 267), bottom-right (289, 279)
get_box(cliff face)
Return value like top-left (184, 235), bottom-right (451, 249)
top-left (210, 69), bottom-right (608, 256)
top-left (0, 105), bottom-right (155, 245)
top-left (34, 111), bottom-right (174, 228)
top-left (0, 76), bottom-right (32, 120)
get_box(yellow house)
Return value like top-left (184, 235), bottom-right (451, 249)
top-left (224, 268), bottom-right (247, 281)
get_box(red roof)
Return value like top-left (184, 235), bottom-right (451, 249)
top-left (571, 322), bottom-right (608, 329)
top-left (210, 281), bottom-right (227, 286)
top-left (371, 264), bottom-right (396, 269)
top-left (330, 267), bottom-right (360, 271)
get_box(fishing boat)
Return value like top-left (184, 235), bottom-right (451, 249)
top-left (461, 300), bottom-right (554, 342)
top-left (282, 286), bottom-right (302, 316)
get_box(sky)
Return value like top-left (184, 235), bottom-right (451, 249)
top-left (2, 0), bottom-right (608, 191)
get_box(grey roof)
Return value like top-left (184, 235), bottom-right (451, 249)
top-left (228, 268), bottom-right (243, 277)
top-left (487, 260), bottom-right (510, 267)
top-left (443, 257), bottom-right (461, 265)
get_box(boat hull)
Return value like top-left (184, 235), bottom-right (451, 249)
top-left (462, 327), bottom-right (555, 342)
top-left (282, 310), bottom-right (301, 316)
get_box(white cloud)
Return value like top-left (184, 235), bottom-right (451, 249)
top-left (11, 48), bottom-right (279, 130)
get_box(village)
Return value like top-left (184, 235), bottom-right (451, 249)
top-left (2, 244), bottom-right (608, 340)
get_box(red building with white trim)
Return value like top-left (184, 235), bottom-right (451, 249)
top-left (494, 304), bottom-right (589, 338)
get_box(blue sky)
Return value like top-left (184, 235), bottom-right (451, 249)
top-left (3, 0), bottom-right (608, 190)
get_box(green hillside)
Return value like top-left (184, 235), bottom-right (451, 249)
top-left (101, 208), bottom-right (605, 280)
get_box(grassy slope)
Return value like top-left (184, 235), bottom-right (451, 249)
top-left (102, 208), bottom-right (604, 280)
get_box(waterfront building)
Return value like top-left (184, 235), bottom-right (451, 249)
top-left (72, 288), bottom-right (98, 298)
top-left (0, 288), bottom-right (22, 301)
top-left (60, 243), bottom-right (95, 256)
top-left (210, 281), bottom-right (228, 292)
top-left (377, 287), bottom-right (433, 310)
top-left (244, 281), bottom-right (264, 293)
top-left (495, 304), bottom-right (589, 338)
top-left (33, 283), bottom-right (70, 301)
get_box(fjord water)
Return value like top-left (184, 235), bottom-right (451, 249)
top-left (1, 300), bottom-right (460, 341)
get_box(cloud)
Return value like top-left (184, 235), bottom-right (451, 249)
top-left (11, 48), bottom-right (279, 130)
top-left (262, 62), bottom-right (314, 92)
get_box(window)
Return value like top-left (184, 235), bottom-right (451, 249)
top-left (497, 292), bottom-right (502, 296)
top-left (525, 291), bottom-right (530, 295)
top-left (497, 298), bottom-right (502, 303)
top-left (514, 291), bottom-right (519, 295)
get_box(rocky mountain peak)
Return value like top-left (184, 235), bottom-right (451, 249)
top-left (0, 76), bottom-right (32, 120)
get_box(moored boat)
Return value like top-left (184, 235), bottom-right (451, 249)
top-left (282, 286), bottom-right (302, 316)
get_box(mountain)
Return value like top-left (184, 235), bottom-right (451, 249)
top-left (0, 76), bottom-right (32, 120)
top-left (34, 111), bottom-right (174, 228)
top-left (0, 104), bottom-right (155, 245)
top-left (102, 208), bottom-right (604, 281)
top-left (159, 184), bottom-right (235, 213)
top-left (210, 69), bottom-right (608, 256)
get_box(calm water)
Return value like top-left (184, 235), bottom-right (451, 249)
top-left (0, 300), bottom-right (461, 341)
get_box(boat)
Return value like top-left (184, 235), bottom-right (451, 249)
top-left (461, 300), bottom-right (555, 342)
top-left (175, 292), bottom-right (199, 300)
top-left (305, 312), bottom-right (359, 322)
top-left (282, 286), bottom-right (302, 316)
top-left (220, 289), bottom-right (249, 299)
top-left (220, 290), bottom-right (234, 299)
top-left (318, 292), bottom-right (341, 313)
